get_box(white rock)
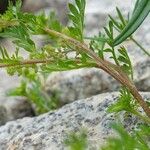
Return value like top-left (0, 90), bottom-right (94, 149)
top-left (45, 68), bottom-right (117, 104)
top-left (0, 69), bottom-right (19, 97)
top-left (0, 92), bottom-right (149, 150)
top-left (0, 96), bottom-right (35, 126)
top-left (45, 56), bottom-right (150, 104)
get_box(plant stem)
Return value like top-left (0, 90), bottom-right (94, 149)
top-left (130, 37), bottom-right (150, 57)
top-left (44, 28), bottom-right (150, 118)
top-left (0, 59), bottom-right (48, 68)
top-left (0, 58), bottom-right (95, 69)
top-left (112, 47), bottom-right (120, 66)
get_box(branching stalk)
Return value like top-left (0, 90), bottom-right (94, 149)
top-left (44, 28), bottom-right (150, 118)
top-left (0, 59), bottom-right (48, 68)
top-left (0, 27), bottom-right (149, 118)
top-left (0, 58), bottom-right (94, 68)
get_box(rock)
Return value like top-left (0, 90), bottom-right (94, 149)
top-left (0, 0), bottom-right (24, 14)
top-left (0, 96), bottom-right (35, 126)
top-left (22, 0), bottom-right (133, 27)
top-left (22, 0), bottom-right (49, 12)
top-left (0, 106), bottom-right (7, 125)
top-left (133, 57), bottom-right (150, 91)
top-left (45, 56), bottom-right (150, 104)
top-left (0, 69), bottom-right (19, 97)
top-left (22, 0), bottom-right (134, 27)
top-left (22, 0), bottom-right (69, 24)
top-left (0, 60), bottom-right (34, 125)
top-left (0, 92), bottom-right (149, 150)
top-left (45, 68), bottom-right (117, 104)
top-left (85, 0), bottom-right (134, 36)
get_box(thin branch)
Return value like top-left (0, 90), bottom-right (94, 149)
top-left (44, 28), bottom-right (150, 118)
top-left (0, 58), bottom-right (90, 68)
top-left (130, 37), bottom-right (150, 57)
top-left (0, 59), bottom-right (48, 68)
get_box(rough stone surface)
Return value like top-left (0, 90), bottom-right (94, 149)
top-left (0, 92), bottom-right (149, 150)
top-left (0, 106), bottom-right (7, 126)
top-left (23, 0), bottom-right (69, 24)
top-left (23, 0), bottom-right (68, 12)
top-left (0, 69), bottom-right (35, 125)
top-left (0, 69), bottom-right (19, 97)
top-left (45, 68), bottom-right (116, 104)
top-left (22, 0), bottom-right (134, 27)
top-left (0, 96), bottom-right (35, 126)
top-left (85, 0), bottom-right (134, 36)
top-left (45, 56), bottom-right (150, 103)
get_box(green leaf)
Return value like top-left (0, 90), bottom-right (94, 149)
top-left (116, 7), bottom-right (126, 26)
top-left (65, 130), bottom-right (88, 150)
top-left (68, 3), bottom-right (79, 16)
top-left (68, 0), bottom-right (86, 41)
top-left (107, 87), bottom-right (136, 113)
top-left (90, 33), bottom-right (106, 59)
top-left (102, 124), bottom-right (150, 150)
top-left (0, 24), bottom-right (36, 52)
top-left (109, 20), bottom-right (114, 38)
top-left (113, 0), bottom-right (150, 46)
top-left (117, 47), bottom-right (133, 78)
top-left (48, 12), bottom-right (63, 32)
top-left (108, 15), bottom-right (122, 30)
top-left (104, 27), bottom-right (111, 38)
top-left (133, 0), bottom-right (141, 14)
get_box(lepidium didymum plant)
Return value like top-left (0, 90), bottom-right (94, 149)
top-left (0, 0), bottom-right (150, 123)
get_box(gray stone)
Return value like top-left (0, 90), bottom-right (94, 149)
top-left (0, 69), bottom-right (19, 97)
top-left (22, 0), bottom-right (134, 27)
top-left (45, 68), bottom-right (116, 104)
top-left (23, 0), bottom-right (68, 12)
top-left (22, 0), bottom-right (69, 24)
top-left (85, 0), bottom-right (135, 36)
top-left (0, 92), bottom-right (149, 150)
top-left (0, 106), bottom-right (7, 125)
top-left (45, 56), bottom-right (150, 104)
top-left (0, 96), bottom-right (35, 126)
top-left (0, 69), bottom-right (35, 125)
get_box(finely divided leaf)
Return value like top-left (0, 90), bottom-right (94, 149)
top-left (68, 0), bottom-right (86, 41)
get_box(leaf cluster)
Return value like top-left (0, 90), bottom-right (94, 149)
top-left (107, 87), bottom-right (136, 114)
top-left (7, 74), bottom-right (60, 114)
top-left (68, 0), bottom-right (86, 41)
top-left (65, 130), bottom-right (88, 150)
top-left (108, 6), bottom-right (150, 56)
top-left (64, 124), bottom-right (150, 150)
top-left (101, 124), bottom-right (150, 150)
